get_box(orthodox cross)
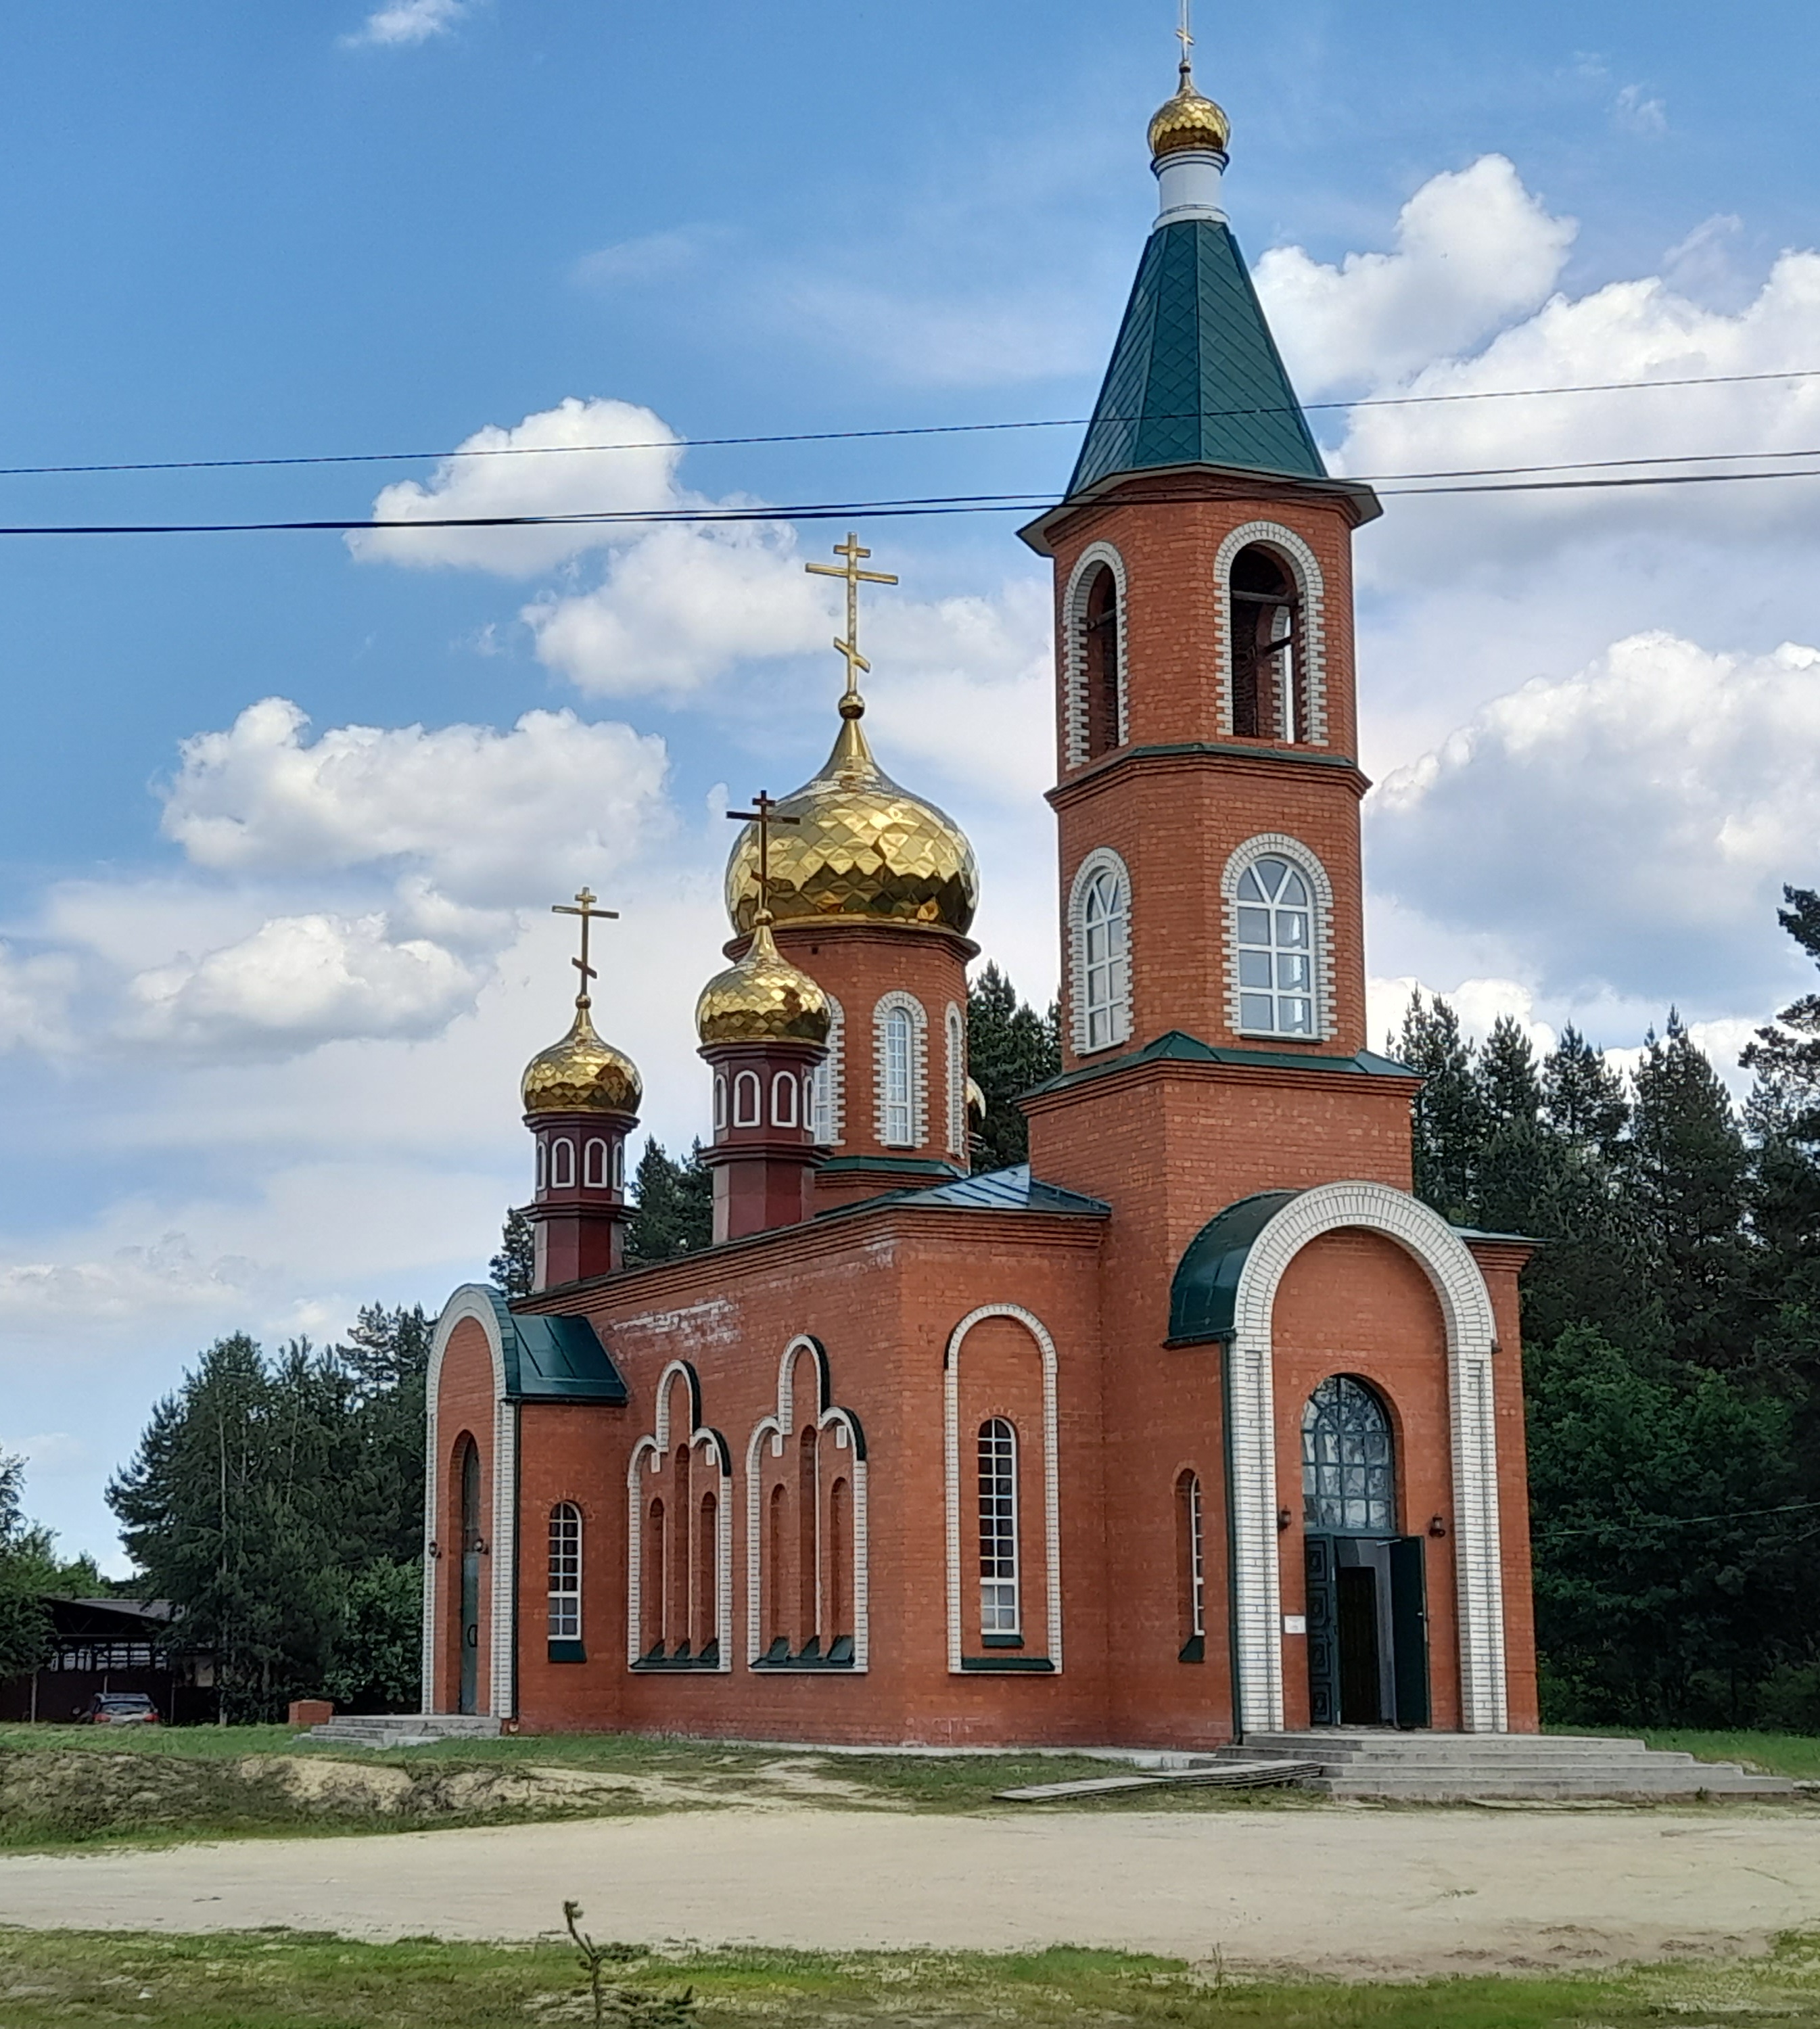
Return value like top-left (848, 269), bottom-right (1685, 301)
top-left (551, 886), bottom-right (617, 1006)
top-left (726, 789), bottom-right (801, 926)
top-left (1177, 0), bottom-right (1194, 78)
top-left (806, 532), bottom-right (897, 705)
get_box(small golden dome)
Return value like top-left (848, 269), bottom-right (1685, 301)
top-left (521, 1002), bottom-right (642, 1116)
top-left (1148, 64), bottom-right (1230, 160)
top-left (696, 920), bottom-right (831, 1047)
top-left (725, 705), bottom-right (979, 937)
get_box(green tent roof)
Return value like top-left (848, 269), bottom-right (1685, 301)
top-left (1069, 217), bottom-right (1326, 497)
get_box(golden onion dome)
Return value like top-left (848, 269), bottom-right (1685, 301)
top-left (724, 702), bottom-right (979, 938)
top-left (521, 1001), bottom-right (642, 1117)
top-left (1148, 64), bottom-right (1230, 160)
top-left (696, 920), bottom-right (831, 1048)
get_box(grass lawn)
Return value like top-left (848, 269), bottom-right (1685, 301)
top-left (4, 1928), bottom-right (1820, 2028)
top-left (1551, 1723), bottom-right (1820, 1779)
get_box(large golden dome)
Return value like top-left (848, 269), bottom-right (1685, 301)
top-left (725, 703), bottom-right (979, 937)
top-left (1148, 64), bottom-right (1230, 160)
top-left (521, 1002), bottom-right (642, 1116)
top-left (697, 920), bottom-right (831, 1047)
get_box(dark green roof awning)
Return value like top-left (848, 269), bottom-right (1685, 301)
top-left (1069, 218), bottom-right (1326, 496)
top-left (1167, 1190), bottom-right (1302, 1345)
top-left (490, 1288), bottom-right (626, 1403)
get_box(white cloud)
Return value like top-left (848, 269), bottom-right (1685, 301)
top-left (1614, 84), bottom-right (1669, 136)
top-left (1255, 157), bottom-right (1577, 394)
top-left (1368, 631), bottom-right (1820, 1006)
top-left (572, 231), bottom-right (711, 291)
top-left (347, 398), bottom-right (684, 577)
top-left (160, 697), bottom-right (670, 907)
top-left (0, 943), bottom-right (78, 1053)
top-left (0, 1233), bottom-right (262, 1329)
top-left (342, 0), bottom-right (469, 48)
top-left (1368, 974), bottom-right (1556, 1058)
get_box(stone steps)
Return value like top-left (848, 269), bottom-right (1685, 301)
top-left (1217, 1731), bottom-right (1794, 1798)
top-left (304, 1714), bottom-right (503, 1748)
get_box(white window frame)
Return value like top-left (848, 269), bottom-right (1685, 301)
top-left (548, 1502), bottom-right (582, 1642)
top-left (1062, 542), bottom-right (1129, 768)
top-left (583, 1138), bottom-right (608, 1189)
top-left (1221, 835), bottom-right (1334, 1044)
top-left (771, 1069), bottom-right (798, 1129)
top-left (1186, 1474), bottom-right (1205, 1639)
top-left (1068, 847), bottom-right (1133, 1055)
top-left (733, 1069), bottom-right (762, 1128)
top-left (535, 1140), bottom-right (548, 1192)
top-left (1213, 521), bottom-right (1328, 745)
top-left (945, 1002), bottom-right (966, 1157)
top-left (872, 992), bottom-right (928, 1148)
top-left (550, 1137), bottom-right (576, 1189)
top-left (978, 1417), bottom-right (1021, 1636)
top-left (809, 994), bottom-right (845, 1146)
top-left (714, 1074), bottom-right (728, 1134)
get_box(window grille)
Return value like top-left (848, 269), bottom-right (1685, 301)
top-left (1186, 1474), bottom-right (1205, 1638)
top-left (548, 1503), bottom-right (582, 1641)
top-left (1301, 1376), bottom-right (1395, 1533)
top-left (883, 1007), bottom-right (913, 1145)
top-left (1236, 856), bottom-right (1315, 1036)
top-left (978, 1418), bottom-right (1021, 1635)
top-left (1081, 869), bottom-right (1129, 1050)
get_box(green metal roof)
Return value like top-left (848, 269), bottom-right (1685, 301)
top-left (1167, 1191), bottom-right (1302, 1345)
top-left (1027, 1030), bottom-right (1417, 1100)
top-left (488, 1288), bottom-right (627, 1403)
top-left (1068, 218), bottom-right (1326, 497)
top-left (816, 1162), bottom-right (1111, 1223)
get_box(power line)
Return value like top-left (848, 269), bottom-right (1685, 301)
top-left (1538, 1496), bottom-right (1820, 1539)
top-left (2, 460), bottom-right (1820, 536)
top-left (1, 365), bottom-right (1819, 480)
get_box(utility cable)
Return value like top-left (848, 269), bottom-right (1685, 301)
top-left (1, 364), bottom-right (1819, 480)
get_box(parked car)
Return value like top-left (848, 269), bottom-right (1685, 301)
top-left (83, 1692), bottom-right (160, 1726)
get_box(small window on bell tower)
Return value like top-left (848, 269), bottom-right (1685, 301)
top-left (1082, 565), bottom-right (1122, 759)
top-left (1230, 545), bottom-right (1303, 742)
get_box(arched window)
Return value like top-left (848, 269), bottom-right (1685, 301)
top-left (1080, 868), bottom-right (1129, 1051)
top-left (697, 1492), bottom-right (719, 1659)
top-left (874, 994), bottom-right (929, 1148)
top-left (1083, 564), bottom-right (1122, 759)
top-left (1236, 855), bottom-right (1314, 1036)
top-left (733, 1070), bottom-right (762, 1128)
top-left (550, 1137), bottom-right (576, 1189)
top-left (643, 1499), bottom-right (665, 1658)
top-left (1229, 544), bottom-right (1303, 741)
top-left (714, 1074), bottom-right (728, 1133)
top-left (766, 1482), bottom-right (788, 1654)
top-left (1302, 1376), bottom-right (1395, 1533)
top-left (535, 1140), bottom-right (548, 1192)
top-left (978, 1418), bottom-right (1021, 1636)
top-left (612, 1140), bottom-right (624, 1189)
top-left (828, 1476), bottom-right (851, 1648)
top-left (547, 1503), bottom-right (582, 1643)
top-left (771, 1070), bottom-right (798, 1129)
top-left (1176, 1471), bottom-right (1204, 1660)
top-left (583, 1138), bottom-right (608, 1189)
top-left (810, 995), bottom-right (844, 1145)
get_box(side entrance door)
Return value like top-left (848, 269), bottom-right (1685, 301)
top-left (458, 1441), bottom-right (482, 1716)
top-left (1303, 1531), bottom-right (1429, 1727)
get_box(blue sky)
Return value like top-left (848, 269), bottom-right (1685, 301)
top-left (3, 0), bottom-right (1819, 1563)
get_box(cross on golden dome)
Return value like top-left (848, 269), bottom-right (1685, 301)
top-left (551, 885), bottom-right (618, 1008)
top-left (806, 532), bottom-right (897, 716)
top-left (724, 790), bottom-right (801, 928)
top-left (1177, 0), bottom-right (1194, 79)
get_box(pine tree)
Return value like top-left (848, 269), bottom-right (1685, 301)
top-left (1394, 989), bottom-right (1485, 1223)
top-left (626, 1140), bottom-right (713, 1265)
top-left (1543, 1023), bottom-right (1631, 1157)
top-left (490, 1207), bottom-right (534, 1298)
top-left (1743, 886), bottom-right (1820, 1142)
top-left (0, 1455), bottom-right (53, 1679)
top-left (966, 962), bottom-right (1061, 1171)
top-left (1624, 1013), bottom-right (1750, 1366)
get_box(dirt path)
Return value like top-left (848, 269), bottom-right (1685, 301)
top-left (3, 1805), bottom-right (1817, 1979)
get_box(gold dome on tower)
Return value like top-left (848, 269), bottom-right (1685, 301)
top-left (1148, 63), bottom-right (1230, 160)
top-left (696, 920), bottom-right (832, 1047)
top-left (521, 1002), bottom-right (643, 1116)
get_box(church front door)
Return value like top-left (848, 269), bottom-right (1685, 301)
top-left (1305, 1532), bottom-right (1429, 1727)
top-left (458, 1440), bottom-right (481, 1716)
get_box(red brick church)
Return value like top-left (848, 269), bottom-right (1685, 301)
top-left (422, 49), bottom-right (1540, 1746)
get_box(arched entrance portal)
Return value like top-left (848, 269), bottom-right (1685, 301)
top-left (1301, 1376), bottom-right (1430, 1729)
top-left (457, 1439), bottom-right (482, 1715)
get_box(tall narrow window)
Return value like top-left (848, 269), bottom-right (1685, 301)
top-left (1175, 1472), bottom-right (1204, 1658)
top-left (828, 1476), bottom-right (851, 1645)
top-left (797, 1428), bottom-right (820, 1656)
top-left (1082, 564), bottom-right (1121, 758)
top-left (1081, 868), bottom-right (1129, 1050)
top-left (1230, 545), bottom-right (1302, 741)
top-left (1236, 855), bottom-right (1315, 1036)
top-left (697, 1492), bottom-right (718, 1657)
top-left (583, 1138), bottom-right (608, 1188)
top-left (946, 1004), bottom-right (966, 1156)
top-left (548, 1503), bottom-right (582, 1641)
top-left (882, 1006), bottom-right (913, 1145)
top-left (644, 1500), bottom-right (665, 1658)
top-left (734, 1071), bottom-right (762, 1127)
top-left (978, 1418), bottom-right (1021, 1636)
top-left (767, 1483), bottom-right (789, 1652)
top-left (550, 1137), bottom-right (576, 1188)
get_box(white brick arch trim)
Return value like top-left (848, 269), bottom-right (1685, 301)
top-left (873, 990), bottom-right (929, 1148)
top-left (944, 1002), bottom-right (966, 1157)
top-left (1062, 541), bottom-right (1129, 768)
top-left (811, 994), bottom-right (845, 1146)
top-left (943, 1304), bottom-right (1063, 1673)
top-left (1067, 845), bottom-right (1134, 1055)
top-left (423, 1285), bottom-right (517, 1719)
top-left (744, 1334), bottom-right (870, 1669)
top-left (1214, 520), bottom-right (1328, 745)
top-left (626, 1359), bottom-right (733, 1672)
top-left (1223, 1182), bottom-right (1506, 1735)
top-left (1221, 833), bottom-right (1335, 1044)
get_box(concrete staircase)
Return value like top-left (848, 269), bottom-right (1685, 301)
top-left (302, 1714), bottom-right (503, 1748)
top-left (1220, 1729), bottom-right (1795, 1800)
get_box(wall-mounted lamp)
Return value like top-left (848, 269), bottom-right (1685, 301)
top-left (1428, 1515), bottom-right (1449, 1539)
top-left (427, 1541), bottom-right (442, 1560)
top-left (1277, 1508), bottom-right (1293, 1533)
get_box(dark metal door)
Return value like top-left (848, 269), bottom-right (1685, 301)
top-left (1304, 1533), bottom-right (1340, 1725)
top-left (459, 1442), bottom-right (481, 1716)
top-left (1389, 1535), bottom-right (1431, 1729)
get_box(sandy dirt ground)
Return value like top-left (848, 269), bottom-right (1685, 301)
top-left (3, 1806), bottom-right (1819, 1978)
